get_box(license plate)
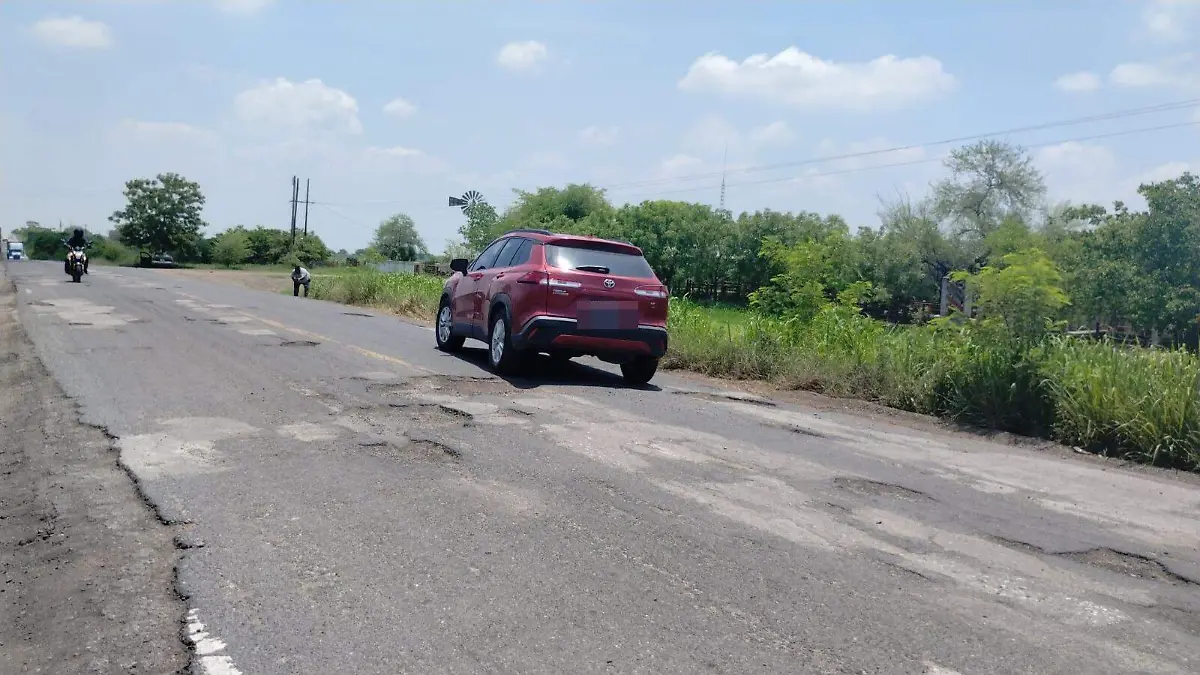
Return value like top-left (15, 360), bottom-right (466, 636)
top-left (578, 300), bottom-right (638, 330)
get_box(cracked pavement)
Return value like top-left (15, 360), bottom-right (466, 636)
top-left (3, 260), bottom-right (1200, 675)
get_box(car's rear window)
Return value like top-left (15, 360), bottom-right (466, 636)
top-left (545, 243), bottom-right (655, 278)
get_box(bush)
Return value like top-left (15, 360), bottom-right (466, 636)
top-left (309, 273), bottom-right (1199, 470)
top-left (310, 269), bottom-right (443, 317)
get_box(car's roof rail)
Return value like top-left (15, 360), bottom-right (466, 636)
top-left (505, 228), bottom-right (553, 236)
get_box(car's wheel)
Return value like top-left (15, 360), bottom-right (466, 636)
top-left (435, 297), bottom-right (465, 352)
top-left (620, 356), bottom-right (659, 385)
top-left (487, 310), bottom-right (524, 374)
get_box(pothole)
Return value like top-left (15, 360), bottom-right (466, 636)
top-left (280, 340), bottom-right (320, 347)
top-left (355, 436), bottom-right (462, 461)
top-left (343, 312), bottom-right (373, 318)
top-left (673, 390), bottom-right (778, 407)
top-left (373, 375), bottom-right (512, 398)
top-left (766, 421), bottom-right (828, 439)
top-left (832, 476), bottom-right (931, 501)
top-left (1060, 549), bottom-right (1192, 584)
top-left (989, 536), bottom-right (1197, 585)
top-left (388, 402), bottom-right (472, 426)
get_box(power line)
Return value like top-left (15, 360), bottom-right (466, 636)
top-left (304, 97), bottom-right (1200, 210)
top-left (604, 97), bottom-right (1200, 192)
top-left (617, 119), bottom-right (1200, 201)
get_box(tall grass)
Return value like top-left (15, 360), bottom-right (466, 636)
top-left (312, 272), bottom-right (1199, 470)
top-left (310, 268), bottom-right (443, 317)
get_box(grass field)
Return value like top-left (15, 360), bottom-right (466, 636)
top-left (285, 267), bottom-right (1199, 470)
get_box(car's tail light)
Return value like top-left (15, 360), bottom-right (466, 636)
top-left (517, 271), bottom-right (582, 289)
top-left (517, 270), bottom-right (547, 285)
top-left (635, 285), bottom-right (668, 299)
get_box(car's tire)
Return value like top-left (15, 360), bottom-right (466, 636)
top-left (435, 297), bottom-right (465, 352)
top-left (487, 309), bottom-right (524, 375)
top-left (620, 356), bottom-right (659, 385)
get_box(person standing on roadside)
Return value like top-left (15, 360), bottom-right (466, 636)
top-left (292, 264), bottom-right (311, 297)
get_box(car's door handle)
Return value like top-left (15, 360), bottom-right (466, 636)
top-left (470, 272), bottom-right (483, 279)
top-left (495, 272), bottom-right (506, 279)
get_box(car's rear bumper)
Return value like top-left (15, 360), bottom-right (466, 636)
top-left (514, 316), bottom-right (668, 358)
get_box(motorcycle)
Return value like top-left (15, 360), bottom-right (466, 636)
top-left (64, 244), bottom-right (88, 283)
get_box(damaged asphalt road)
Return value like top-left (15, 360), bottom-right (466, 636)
top-left (4, 260), bottom-right (1200, 675)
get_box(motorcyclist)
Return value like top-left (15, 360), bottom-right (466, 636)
top-left (63, 228), bottom-right (91, 275)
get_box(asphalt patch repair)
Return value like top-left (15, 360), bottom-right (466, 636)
top-left (0, 274), bottom-right (187, 673)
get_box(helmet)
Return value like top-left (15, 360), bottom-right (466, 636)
top-left (73, 227), bottom-right (84, 237)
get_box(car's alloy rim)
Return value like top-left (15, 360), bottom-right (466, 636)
top-left (437, 306), bottom-right (452, 344)
top-left (491, 320), bottom-right (505, 365)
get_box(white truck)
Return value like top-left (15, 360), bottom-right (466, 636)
top-left (4, 240), bottom-right (24, 260)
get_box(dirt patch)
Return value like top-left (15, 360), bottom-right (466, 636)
top-left (832, 476), bottom-right (931, 502)
top-left (152, 267), bottom-right (293, 295)
top-left (0, 271), bottom-right (187, 673)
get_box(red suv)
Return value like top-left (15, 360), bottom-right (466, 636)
top-left (435, 229), bottom-right (669, 385)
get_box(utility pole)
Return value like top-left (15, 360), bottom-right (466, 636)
top-left (289, 176), bottom-right (299, 246)
top-left (302, 178), bottom-right (311, 237)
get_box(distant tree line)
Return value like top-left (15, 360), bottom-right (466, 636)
top-left (444, 140), bottom-right (1200, 346)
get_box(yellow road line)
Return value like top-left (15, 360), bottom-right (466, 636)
top-left (244, 313), bottom-right (433, 374)
top-left (170, 289), bottom-right (433, 374)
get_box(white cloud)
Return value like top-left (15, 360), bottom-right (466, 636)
top-left (383, 97), bottom-right (417, 118)
top-left (117, 119), bottom-right (220, 144)
top-left (1035, 141), bottom-right (1128, 206)
top-left (496, 40), bottom-right (549, 71)
top-left (660, 154), bottom-right (703, 175)
top-left (29, 16), bottom-right (113, 49)
top-left (678, 47), bottom-right (956, 109)
top-left (1142, 0), bottom-right (1200, 40)
top-left (1054, 71), bottom-right (1102, 92)
top-left (579, 125), bottom-right (619, 147)
top-left (1110, 56), bottom-right (1199, 89)
top-left (748, 121), bottom-right (796, 145)
top-left (1137, 160), bottom-right (1193, 185)
top-left (365, 145), bottom-right (423, 158)
top-left (213, 0), bottom-right (275, 15)
top-left (682, 115), bottom-right (741, 155)
top-left (234, 78), bottom-right (362, 135)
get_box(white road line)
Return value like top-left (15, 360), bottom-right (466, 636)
top-left (186, 608), bottom-right (243, 675)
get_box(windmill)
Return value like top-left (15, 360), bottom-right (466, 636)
top-left (448, 190), bottom-right (485, 214)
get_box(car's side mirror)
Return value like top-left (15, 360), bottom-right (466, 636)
top-left (449, 258), bottom-right (469, 274)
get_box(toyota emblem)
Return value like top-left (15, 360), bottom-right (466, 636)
top-left (603, 278), bottom-right (616, 288)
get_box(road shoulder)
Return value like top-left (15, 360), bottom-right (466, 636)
top-left (0, 265), bottom-right (188, 674)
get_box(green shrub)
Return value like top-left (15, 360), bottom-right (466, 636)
top-left (310, 274), bottom-right (1199, 470)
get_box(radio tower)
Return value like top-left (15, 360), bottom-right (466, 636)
top-left (719, 141), bottom-right (728, 210)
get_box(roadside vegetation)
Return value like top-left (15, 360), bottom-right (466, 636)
top-left (11, 140), bottom-right (1199, 469)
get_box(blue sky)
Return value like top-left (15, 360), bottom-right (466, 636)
top-left (3, 0), bottom-right (1199, 253)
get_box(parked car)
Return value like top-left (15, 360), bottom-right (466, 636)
top-left (435, 229), bottom-right (669, 385)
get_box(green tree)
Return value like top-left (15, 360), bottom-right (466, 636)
top-left (439, 238), bottom-right (475, 262)
top-left (1064, 173), bottom-right (1200, 339)
top-left (954, 248), bottom-right (1070, 338)
top-left (212, 230), bottom-right (251, 268)
top-left (459, 201), bottom-right (501, 251)
top-left (109, 173), bottom-right (206, 255)
top-left (293, 233), bottom-right (332, 265)
top-left (932, 140), bottom-right (1046, 243)
top-left (372, 213), bottom-right (427, 261)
